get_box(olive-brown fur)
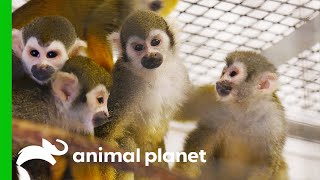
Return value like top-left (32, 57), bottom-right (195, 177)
top-left (22, 16), bottom-right (77, 49)
top-left (173, 52), bottom-right (288, 180)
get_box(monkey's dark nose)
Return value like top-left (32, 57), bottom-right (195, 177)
top-left (216, 81), bottom-right (232, 97)
top-left (93, 111), bottom-right (110, 127)
top-left (31, 64), bottom-right (55, 81)
top-left (141, 52), bottom-right (163, 69)
top-left (150, 0), bottom-right (162, 11)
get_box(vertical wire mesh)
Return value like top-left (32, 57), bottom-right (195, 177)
top-left (170, 0), bottom-right (320, 119)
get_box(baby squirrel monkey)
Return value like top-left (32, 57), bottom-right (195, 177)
top-left (173, 51), bottom-right (288, 180)
top-left (12, 56), bottom-right (112, 180)
top-left (95, 10), bottom-right (190, 179)
top-left (12, 16), bottom-right (87, 84)
top-left (51, 56), bottom-right (112, 180)
top-left (13, 0), bottom-right (179, 72)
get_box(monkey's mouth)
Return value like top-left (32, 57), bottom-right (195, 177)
top-left (216, 81), bottom-right (232, 97)
top-left (92, 111), bottom-right (110, 127)
top-left (31, 65), bottom-right (55, 81)
top-left (141, 54), bottom-right (163, 69)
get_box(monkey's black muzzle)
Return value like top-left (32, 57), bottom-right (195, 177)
top-left (31, 64), bottom-right (55, 81)
top-left (93, 111), bottom-right (110, 127)
top-left (141, 53), bottom-right (163, 69)
top-left (216, 81), bottom-right (232, 97)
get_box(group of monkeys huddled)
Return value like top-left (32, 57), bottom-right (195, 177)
top-left (12, 0), bottom-right (287, 180)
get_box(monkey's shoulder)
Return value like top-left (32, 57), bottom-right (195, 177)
top-left (112, 59), bottom-right (145, 92)
top-left (12, 78), bottom-right (52, 123)
top-left (12, 52), bottom-right (26, 81)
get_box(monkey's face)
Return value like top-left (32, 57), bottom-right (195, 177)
top-left (83, 84), bottom-right (110, 128)
top-left (125, 30), bottom-right (171, 71)
top-left (68, 84), bottom-right (110, 133)
top-left (21, 37), bottom-right (69, 84)
top-left (216, 61), bottom-right (249, 102)
top-left (52, 72), bottom-right (110, 134)
top-left (216, 60), bottom-right (278, 103)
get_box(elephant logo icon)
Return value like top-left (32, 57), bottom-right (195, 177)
top-left (16, 138), bottom-right (68, 180)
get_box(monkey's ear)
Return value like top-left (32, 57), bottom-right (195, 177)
top-left (52, 72), bottom-right (80, 104)
top-left (108, 32), bottom-right (122, 55)
top-left (12, 29), bottom-right (24, 58)
top-left (258, 72), bottom-right (278, 94)
top-left (68, 38), bottom-right (88, 57)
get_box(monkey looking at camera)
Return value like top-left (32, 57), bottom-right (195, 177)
top-left (173, 51), bottom-right (288, 180)
top-left (12, 56), bottom-right (112, 180)
top-left (95, 10), bottom-right (190, 179)
top-left (12, 16), bottom-right (87, 84)
top-left (13, 0), bottom-right (179, 72)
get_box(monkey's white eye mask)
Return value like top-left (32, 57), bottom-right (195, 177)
top-left (20, 38), bottom-right (69, 84)
top-left (119, 30), bottom-right (171, 70)
top-left (216, 62), bottom-right (246, 100)
top-left (12, 28), bottom-right (87, 85)
top-left (216, 61), bottom-right (278, 102)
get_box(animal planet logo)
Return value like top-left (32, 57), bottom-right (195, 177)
top-left (16, 138), bottom-right (68, 180)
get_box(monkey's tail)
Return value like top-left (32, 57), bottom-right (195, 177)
top-left (16, 165), bottom-right (31, 180)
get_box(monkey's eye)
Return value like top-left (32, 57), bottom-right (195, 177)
top-left (134, 44), bottom-right (144, 51)
top-left (97, 96), bottom-right (104, 104)
top-left (47, 51), bottom-right (58, 58)
top-left (230, 71), bottom-right (238, 77)
top-left (30, 50), bottom-right (40, 57)
top-left (151, 39), bottom-right (161, 46)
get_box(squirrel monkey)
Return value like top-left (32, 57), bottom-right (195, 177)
top-left (12, 56), bottom-right (112, 180)
top-left (173, 51), bottom-right (288, 180)
top-left (94, 10), bottom-right (190, 179)
top-left (12, 16), bottom-right (87, 84)
top-left (12, 0), bottom-right (179, 72)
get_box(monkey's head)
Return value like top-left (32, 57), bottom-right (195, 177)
top-left (131, 0), bottom-right (178, 17)
top-left (12, 16), bottom-right (87, 85)
top-left (51, 56), bottom-right (112, 134)
top-left (114, 10), bottom-right (175, 72)
top-left (144, 0), bottom-right (179, 17)
top-left (216, 51), bottom-right (278, 103)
